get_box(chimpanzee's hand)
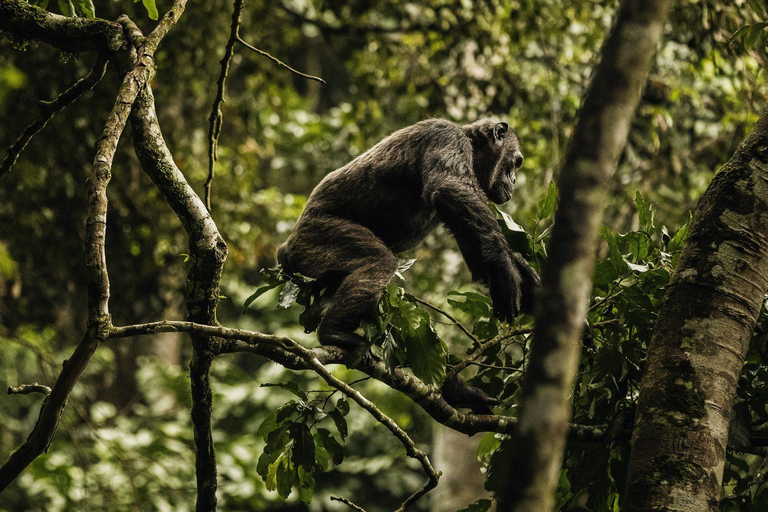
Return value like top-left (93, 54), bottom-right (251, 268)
top-left (511, 252), bottom-right (541, 315)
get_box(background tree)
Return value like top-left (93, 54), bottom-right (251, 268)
top-left (0, 1), bottom-right (767, 512)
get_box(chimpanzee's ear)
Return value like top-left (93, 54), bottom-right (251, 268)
top-left (493, 122), bottom-right (509, 141)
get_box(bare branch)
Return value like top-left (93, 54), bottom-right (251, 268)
top-left (236, 36), bottom-right (326, 84)
top-left (331, 496), bottom-right (369, 512)
top-left (205, 0), bottom-right (246, 210)
top-left (7, 383), bottom-right (52, 396)
top-left (0, 54), bottom-right (108, 180)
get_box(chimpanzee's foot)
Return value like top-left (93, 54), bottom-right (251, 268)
top-left (441, 375), bottom-right (499, 415)
top-left (317, 327), bottom-right (366, 350)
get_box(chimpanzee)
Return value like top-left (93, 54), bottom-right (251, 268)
top-left (278, 118), bottom-right (540, 412)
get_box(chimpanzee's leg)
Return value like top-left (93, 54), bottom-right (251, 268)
top-left (279, 215), bottom-right (397, 349)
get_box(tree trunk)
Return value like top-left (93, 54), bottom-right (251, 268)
top-left (431, 426), bottom-right (490, 512)
top-left (497, 0), bottom-right (671, 510)
top-left (624, 109), bottom-right (768, 511)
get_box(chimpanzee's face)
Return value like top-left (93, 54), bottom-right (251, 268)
top-left (485, 122), bottom-right (524, 204)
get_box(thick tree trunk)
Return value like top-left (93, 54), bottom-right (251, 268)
top-left (496, 1), bottom-right (671, 510)
top-left (624, 109), bottom-right (768, 511)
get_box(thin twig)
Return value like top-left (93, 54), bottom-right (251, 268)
top-left (7, 383), bottom-right (52, 396)
top-left (205, 0), bottom-right (245, 210)
top-left (446, 328), bottom-right (532, 381)
top-left (331, 496), bottom-right (369, 512)
top-left (412, 296), bottom-right (479, 345)
top-left (236, 36), bottom-right (326, 84)
top-left (0, 54), bottom-right (108, 180)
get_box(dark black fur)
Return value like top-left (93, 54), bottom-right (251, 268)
top-left (278, 118), bottom-right (540, 411)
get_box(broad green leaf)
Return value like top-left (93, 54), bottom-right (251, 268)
top-left (275, 454), bottom-right (295, 498)
top-left (257, 446), bottom-right (281, 482)
top-left (490, 203), bottom-right (531, 256)
top-left (335, 397), bottom-right (350, 416)
top-left (316, 428), bottom-right (344, 466)
top-left (328, 409), bottom-right (348, 440)
top-left (142, 0), bottom-right (159, 20)
top-left (313, 436), bottom-right (329, 471)
top-left (477, 432), bottom-right (501, 460)
top-left (58, 0), bottom-right (75, 16)
top-left (74, 0), bottom-right (95, 18)
top-left (618, 231), bottom-right (652, 261)
top-left (447, 291), bottom-right (493, 317)
top-left (392, 301), bottom-right (446, 385)
top-left (297, 466), bottom-right (315, 503)
top-left (289, 423), bottom-right (316, 469)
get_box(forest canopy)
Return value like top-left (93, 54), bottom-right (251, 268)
top-left (1, 1), bottom-right (768, 512)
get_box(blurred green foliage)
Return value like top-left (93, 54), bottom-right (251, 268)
top-left (1, 0), bottom-right (768, 510)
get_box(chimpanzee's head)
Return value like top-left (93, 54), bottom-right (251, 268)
top-left (464, 119), bottom-right (524, 204)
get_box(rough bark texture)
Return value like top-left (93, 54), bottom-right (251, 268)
top-left (624, 109), bottom-right (768, 511)
top-left (497, 1), bottom-right (671, 510)
top-left (129, 87), bottom-right (227, 512)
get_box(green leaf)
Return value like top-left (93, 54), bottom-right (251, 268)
top-left (447, 291), bottom-right (493, 317)
top-left (297, 466), bottom-right (315, 503)
top-left (30, 0), bottom-right (50, 9)
top-left (634, 192), bottom-right (655, 233)
top-left (476, 432), bottom-right (501, 460)
top-left (491, 204), bottom-right (531, 256)
top-left (618, 231), bottom-right (652, 261)
top-left (485, 436), bottom-right (514, 494)
top-left (313, 435), bottom-right (329, 471)
top-left (256, 409), bottom-right (280, 440)
top-left (316, 428), bottom-right (344, 466)
top-left (257, 445), bottom-right (281, 482)
top-left (667, 220), bottom-right (689, 253)
top-left (537, 181), bottom-right (558, 219)
top-left (392, 300), bottom-right (447, 385)
top-left (600, 225), bottom-right (629, 275)
top-left (328, 409), bottom-right (348, 440)
top-left (57, 0), bottom-right (75, 16)
top-left (74, 0), bottom-right (95, 18)
top-left (289, 423), bottom-right (316, 469)
top-left (142, 0), bottom-right (159, 20)
top-left (243, 282), bottom-right (280, 313)
top-left (275, 454), bottom-right (295, 498)
top-left (335, 397), bottom-right (350, 416)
